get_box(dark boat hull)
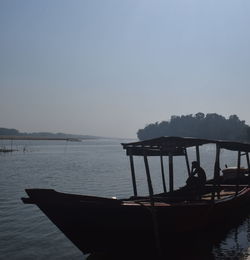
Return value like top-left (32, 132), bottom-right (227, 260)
top-left (22, 187), bottom-right (250, 254)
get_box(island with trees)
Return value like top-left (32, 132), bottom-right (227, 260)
top-left (137, 113), bottom-right (250, 142)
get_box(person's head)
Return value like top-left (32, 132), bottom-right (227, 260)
top-left (192, 161), bottom-right (199, 168)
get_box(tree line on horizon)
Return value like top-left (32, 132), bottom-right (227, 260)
top-left (137, 113), bottom-right (250, 142)
top-left (0, 128), bottom-right (97, 139)
top-left (0, 127), bottom-right (73, 137)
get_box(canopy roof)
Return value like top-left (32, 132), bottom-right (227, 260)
top-left (122, 136), bottom-right (250, 156)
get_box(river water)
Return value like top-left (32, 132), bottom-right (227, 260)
top-left (1, 139), bottom-right (250, 259)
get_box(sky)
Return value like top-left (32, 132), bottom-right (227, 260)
top-left (1, 0), bottom-right (250, 138)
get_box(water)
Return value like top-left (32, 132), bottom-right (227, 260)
top-left (1, 139), bottom-right (250, 259)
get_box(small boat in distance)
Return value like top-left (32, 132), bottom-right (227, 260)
top-left (0, 148), bottom-right (18, 153)
top-left (22, 137), bottom-right (250, 256)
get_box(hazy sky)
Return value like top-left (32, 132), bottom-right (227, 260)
top-left (1, 0), bottom-right (250, 138)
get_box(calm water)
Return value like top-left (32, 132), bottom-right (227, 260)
top-left (1, 139), bottom-right (250, 259)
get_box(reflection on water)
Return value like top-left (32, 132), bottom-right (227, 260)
top-left (86, 215), bottom-right (250, 260)
top-left (213, 217), bottom-right (250, 260)
top-left (86, 205), bottom-right (250, 260)
top-left (1, 139), bottom-right (250, 259)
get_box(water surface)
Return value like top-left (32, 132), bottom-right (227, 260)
top-left (1, 139), bottom-right (250, 259)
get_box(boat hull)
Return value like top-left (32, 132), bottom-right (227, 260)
top-left (22, 187), bottom-right (250, 254)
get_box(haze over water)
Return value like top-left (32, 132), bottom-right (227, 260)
top-left (1, 139), bottom-right (250, 259)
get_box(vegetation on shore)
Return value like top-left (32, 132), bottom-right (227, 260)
top-left (137, 113), bottom-right (250, 142)
top-left (0, 128), bottom-right (99, 140)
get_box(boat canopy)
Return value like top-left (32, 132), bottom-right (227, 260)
top-left (122, 136), bottom-right (250, 197)
top-left (122, 136), bottom-right (250, 156)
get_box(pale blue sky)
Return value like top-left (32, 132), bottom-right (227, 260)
top-left (1, 0), bottom-right (250, 138)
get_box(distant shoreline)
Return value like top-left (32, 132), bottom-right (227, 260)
top-left (0, 135), bottom-right (135, 141)
top-left (0, 127), bottom-right (103, 141)
top-left (0, 135), bottom-right (82, 141)
top-left (0, 128), bottom-right (134, 141)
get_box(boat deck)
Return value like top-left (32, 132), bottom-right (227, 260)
top-left (122, 188), bottom-right (242, 207)
top-left (202, 190), bottom-right (236, 200)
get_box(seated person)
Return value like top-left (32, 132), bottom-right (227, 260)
top-left (186, 161), bottom-right (206, 191)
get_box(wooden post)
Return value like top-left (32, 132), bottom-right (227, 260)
top-left (143, 155), bottom-right (161, 256)
top-left (246, 153), bottom-right (250, 169)
top-left (144, 155), bottom-right (162, 256)
top-left (160, 155), bottom-right (167, 193)
top-left (144, 155), bottom-right (154, 198)
top-left (129, 155), bottom-right (137, 197)
top-left (169, 155), bottom-right (174, 192)
top-left (246, 153), bottom-right (250, 186)
top-left (195, 145), bottom-right (200, 165)
top-left (236, 151), bottom-right (241, 195)
top-left (212, 144), bottom-right (220, 200)
top-left (184, 148), bottom-right (191, 176)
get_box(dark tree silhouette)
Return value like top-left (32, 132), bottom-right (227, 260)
top-left (137, 113), bottom-right (250, 142)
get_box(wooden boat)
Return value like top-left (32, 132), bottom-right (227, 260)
top-left (22, 137), bottom-right (250, 255)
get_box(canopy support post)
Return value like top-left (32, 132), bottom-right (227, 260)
top-left (212, 144), bottom-right (221, 200)
top-left (143, 155), bottom-right (161, 257)
top-left (246, 153), bottom-right (250, 186)
top-left (236, 151), bottom-right (241, 195)
top-left (195, 145), bottom-right (200, 165)
top-left (129, 154), bottom-right (137, 197)
top-left (144, 155), bottom-right (154, 199)
top-left (184, 148), bottom-right (191, 176)
top-left (160, 156), bottom-right (167, 193)
top-left (169, 155), bottom-right (174, 192)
